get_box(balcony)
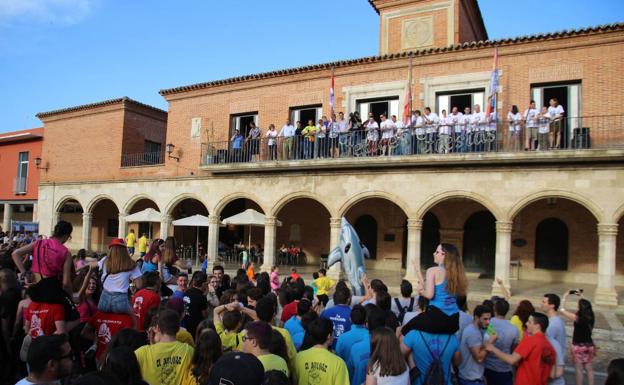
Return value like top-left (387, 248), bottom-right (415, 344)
top-left (199, 115), bottom-right (624, 173)
top-left (120, 151), bottom-right (164, 168)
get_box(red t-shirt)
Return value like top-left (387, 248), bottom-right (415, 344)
top-left (131, 288), bottom-right (161, 332)
top-left (89, 311), bottom-right (133, 361)
top-left (280, 300), bottom-right (299, 323)
top-left (514, 332), bottom-right (556, 385)
top-left (25, 301), bottom-right (64, 338)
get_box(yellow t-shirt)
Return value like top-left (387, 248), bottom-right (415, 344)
top-left (135, 340), bottom-right (195, 385)
top-left (126, 232), bottom-right (136, 247)
top-left (138, 236), bottom-right (148, 253)
top-left (258, 353), bottom-right (289, 377)
top-left (314, 277), bottom-right (335, 296)
top-left (273, 325), bottom-right (297, 372)
top-left (302, 125), bottom-right (317, 141)
top-left (176, 327), bottom-right (195, 347)
top-left (294, 347), bottom-right (349, 385)
top-left (510, 315), bottom-right (524, 341)
top-left (215, 321), bottom-right (244, 352)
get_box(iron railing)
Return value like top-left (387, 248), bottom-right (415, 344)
top-left (200, 115), bottom-right (624, 165)
top-left (120, 151), bottom-right (164, 167)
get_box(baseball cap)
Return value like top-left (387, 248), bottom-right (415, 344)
top-left (108, 238), bottom-right (126, 248)
top-left (209, 352), bottom-right (264, 385)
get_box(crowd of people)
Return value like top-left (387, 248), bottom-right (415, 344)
top-left (224, 98), bottom-right (567, 162)
top-left (0, 221), bottom-right (621, 385)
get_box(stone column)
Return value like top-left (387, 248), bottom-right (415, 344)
top-left (327, 217), bottom-right (343, 280)
top-left (32, 203), bottom-right (38, 222)
top-left (82, 212), bottom-right (92, 251)
top-left (160, 214), bottom-right (172, 239)
top-left (404, 219), bottom-right (423, 282)
top-left (2, 203), bottom-right (12, 233)
top-left (207, 215), bottom-right (221, 271)
top-left (491, 221), bottom-right (513, 297)
top-left (595, 223), bottom-right (619, 307)
top-left (117, 213), bottom-right (127, 239)
top-left (261, 216), bottom-right (278, 272)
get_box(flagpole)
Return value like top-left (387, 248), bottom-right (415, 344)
top-left (408, 56), bottom-right (413, 118)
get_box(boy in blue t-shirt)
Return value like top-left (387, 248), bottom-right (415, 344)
top-left (320, 286), bottom-right (351, 350)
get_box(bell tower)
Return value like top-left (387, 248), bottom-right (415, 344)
top-left (368, 0), bottom-right (488, 55)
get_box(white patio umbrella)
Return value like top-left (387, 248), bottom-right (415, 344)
top-left (221, 209), bottom-right (282, 250)
top-left (124, 208), bottom-right (161, 239)
top-left (172, 214), bottom-right (211, 267)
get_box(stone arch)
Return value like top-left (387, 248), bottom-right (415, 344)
top-left (85, 194), bottom-right (120, 213)
top-left (213, 192), bottom-right (266, 217)
top-left (55, 195), bottom-right (84, 212)
top-left (164, 194), bottom-right (211, 216)
top-left (122, 194), bottom-right (161, 215)
top-left (271, 191), bottom-right (333, 217)
top-left (416, 190), bottom-right (503, 221)
top-left (337, 190), bottom-right (411, 218)
top-left (508, 190), bottom-right (604, 223)
top-left (612, 201), bottom-right (624, 223)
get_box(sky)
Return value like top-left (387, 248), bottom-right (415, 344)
top-left (0, 0), bottom-right (621, 133)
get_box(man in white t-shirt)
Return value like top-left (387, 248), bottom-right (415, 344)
top-left (471, 104), bottom-right (486, 152)
top-left (524, 100), bottom-right (539, 151)
top-left (438, 110), bottom-right (451, 154)
top-left (460, 107), bottom-right (472, 152)
top-left (391, 114), bottom-right (408, 155)
top-left (548, 98), bottom-right (565, 149)
top-left (411, 110), bottom-right (425, 154)
top-left (423, 107), bottom-right (439, 153)
top-left (379, 114), bottom-right (395, 156)
top-left (449, 107), bottom-right (463, 153)
top-left (364, 113), bottom-right (379, 157)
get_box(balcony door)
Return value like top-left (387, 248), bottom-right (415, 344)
top-left (290, 105), bottom-right (322, 128)
top-left (531, 82), bottom-right (581, 148)
top-left (436, 89), bottom-right (485, 115)
top-left (357, 97), bottom-right (399, 124)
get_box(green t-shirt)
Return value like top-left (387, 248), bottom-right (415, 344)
top-left (258, 353), bottom-right (289, 377)
top-left (294, 347), bottom-right (349, 385)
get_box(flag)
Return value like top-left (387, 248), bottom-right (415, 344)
top-left (329, 69), bottom-right (335, 118)
top-left (486, 47), bottom-right (499, 117)
top-left (403, 57), bottom-right (413, 125)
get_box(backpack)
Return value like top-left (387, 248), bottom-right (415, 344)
top-left (394, 297), bottom-right (415, 323)
top-left (420, 332), bottom-right (452, 385)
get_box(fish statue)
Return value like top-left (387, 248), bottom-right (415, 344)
top-left (327, 217), bottom-right (367, 296)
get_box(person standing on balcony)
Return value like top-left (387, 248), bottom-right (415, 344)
top-left (524, 100), bottom-right (539, 151)
top-left (278, 119), bottom-right (295, 160)
top-left (537, 107), bottom-right (551, 151)
top-left (450, 106), bottom-right (463, 153)
top-left (392, 114), bottom-right (408, 155)
top-left (423, 107), bottom-right (439, 153)
top-left (461, 106), bottom-right (472, 152)
top-left (246, 122), bottom-right (261, 162)
top-left (231, 129), bottom-right (244, 162)
top-left (302, 120), bottom-right (317, 159)
top-left (471, 104), bottom-right (486, 152)
top-left (412, 110), bottom-right (425, 154)
top-left (337, 112), bottom-right (350, 157)
top-left (266, 124), bottom-right (278, 161)
top-left (379, 113), bottom-right (395, 156)
top-left (507, 105), bottom-right (522, 152)
top-left (328, 113), bottom-right (340, 158)
top-left (364, 113), bottom-right (379, 157)
top-left (438, 109), bottom-right (451, 154)
top-left (316, 118), bottom-right (327, 158)
top-left (548, 98), bottom-right (565, 149)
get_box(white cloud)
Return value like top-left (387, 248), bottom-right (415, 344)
top-left (0, 0), bottom-right (99, 26)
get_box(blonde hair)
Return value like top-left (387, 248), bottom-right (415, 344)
top-left (441, 243), bottom-right (467, 297)
top-left (162, 236), bottom-right (176, 265)
top-left (105, 245), bottom-right (136, 274)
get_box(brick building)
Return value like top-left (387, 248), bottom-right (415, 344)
top-left (34, 1), bottom-right (624, 306)
top-left (0, 128), bottom-right (44, 233)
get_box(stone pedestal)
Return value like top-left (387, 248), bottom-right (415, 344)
top-left (82, 213), bottom-right (92, 251)
top-left (261, 217), bottom-right (278, 272)
top-left (491, 221), bottom-right (512, 297)
top-left (403, 219), bottom-right (423, 283)
top-left (595, 223), bottom-right (619, 307)
top-left (327, 217), bottom-right (343, 280)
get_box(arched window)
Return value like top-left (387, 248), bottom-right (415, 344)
top-left (535, 218), bottom-right (568, 271)
top-left (354, 215), bottom-right (377, 260)
top-left (463, 211), bottom-right (496, 274)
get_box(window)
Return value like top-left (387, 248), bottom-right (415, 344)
top-left (436, 89), bottom-right (485, 115)
top-left (15, 152), bottom-right (28, 194)
top-left (230, 112), bottom-right (258, 139)
top-left (290, 105), bottom-right (322, 128)
top-left (356, 97), bottom-right (399, 125)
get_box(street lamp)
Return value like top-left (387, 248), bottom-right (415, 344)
top-left (34, 157), bottom-right (48, 171)
top-left (166, 143), bottom-right (179, 162)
